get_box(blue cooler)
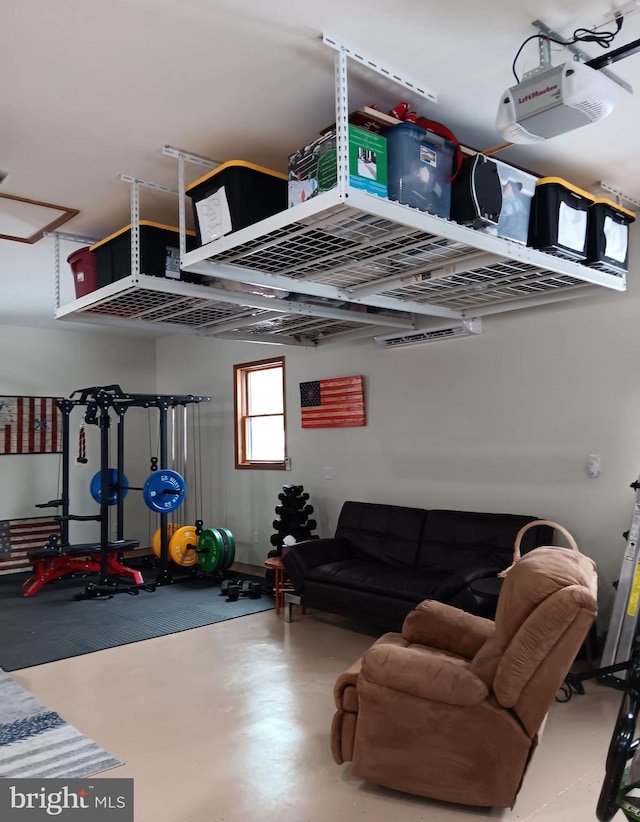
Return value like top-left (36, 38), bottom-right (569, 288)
top-left (382, 122), bottom-right (455, 218)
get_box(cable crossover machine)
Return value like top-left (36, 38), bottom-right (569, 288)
top-left (24, 384), bottom-right (211, 600)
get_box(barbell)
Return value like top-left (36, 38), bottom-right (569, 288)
top-left (90, 469), bottom-right (186, 514)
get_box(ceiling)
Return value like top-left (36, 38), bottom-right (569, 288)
top-left (2, 0), bottom-right (640, 337)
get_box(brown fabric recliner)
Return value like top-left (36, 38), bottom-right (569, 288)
top-left (331, 547), bottom-right (598, 808)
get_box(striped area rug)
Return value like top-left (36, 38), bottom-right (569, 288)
top-left (0, 669), bottom-right (122, 778)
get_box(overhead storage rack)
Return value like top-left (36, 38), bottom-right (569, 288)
top-left (55, 35), bottom-right (627, 346)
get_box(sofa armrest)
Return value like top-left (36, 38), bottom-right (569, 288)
top-left (281, 537), bottom-right (352, 592)
top-left (402, 600), bottom-right (495, 659)
top-left (361, 644), bottom-right (489, 707)
top-left (434, 565), bottom-right (505, 602)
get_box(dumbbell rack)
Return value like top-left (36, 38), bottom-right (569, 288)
top-left (265, 484), bottom-right (318, 603)
top-left (269, 484), bottom-right (318, 553)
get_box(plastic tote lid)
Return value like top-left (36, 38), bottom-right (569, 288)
top-left (591, 197), bottom-right (636, 221)
top-left (535, 177), bottom-right (595, 201)
top-left (90, 221), bottom-right (195, 251)
top-left (66, 246), bottom-right (92, 263)
top-left (186, 160), bottom-right (288, 194)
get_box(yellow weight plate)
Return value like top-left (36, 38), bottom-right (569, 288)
top-left (169, 525), bottom-right (198, 567)
top-left (151, 523), bottom-right (181, 559)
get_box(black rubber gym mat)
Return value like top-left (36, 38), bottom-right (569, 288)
top-left (0, 571), bottom-right (274, 671)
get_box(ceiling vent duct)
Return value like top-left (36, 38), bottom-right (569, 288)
top-left (374, 318), bottom-right (482, 349)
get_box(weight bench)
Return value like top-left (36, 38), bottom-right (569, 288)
top-left (23, 539), bottom-right (142, 597)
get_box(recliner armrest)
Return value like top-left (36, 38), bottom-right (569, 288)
top-left (402, 600), bottom-right (495, 659)
top-left (281, 537), bottom-right (352, 592)
top-left (361, 644), bottom-right (489, 707)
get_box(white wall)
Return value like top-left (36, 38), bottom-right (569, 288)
top-left (156, 277), bottom-right (640, 626)
top-left (0, 325), bottom-right (157, 548)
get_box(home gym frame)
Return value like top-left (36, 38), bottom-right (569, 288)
top-left (30, 384), bottom-right (210, 600)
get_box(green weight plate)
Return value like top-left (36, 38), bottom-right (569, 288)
top-left (197, 528), bottom-right (223, 573)
top-left (215, 528), bottom-right (236, 571)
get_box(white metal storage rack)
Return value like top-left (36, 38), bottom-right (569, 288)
top-left (55, 36), bottom-right (627, 345)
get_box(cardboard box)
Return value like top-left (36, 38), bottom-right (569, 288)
top-left (288, 125), bottom-right (387, 207)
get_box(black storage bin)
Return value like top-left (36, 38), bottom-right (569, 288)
top-left (185, 160), bottom-right (287, 246)
top-left (90, 221), bottom-right (199, 288)
top-left (450, 154), bottom-right (503, 228)
top-left (586, 197), bottom-right (635, 275)
top-left (528, 177), bottom-right (594, 261)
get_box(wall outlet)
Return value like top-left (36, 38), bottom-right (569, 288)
top-left (587, 454), bottom-right (601, 478)
top-left (323, 466), bottom-right (334, 480)
top-left (284, 456), bottom-right (292, 470)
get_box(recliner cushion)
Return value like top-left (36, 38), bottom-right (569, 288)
top-left (335, 501), bottom-right (427, 569)
top-left (306, 559), bottom-right (445, 602)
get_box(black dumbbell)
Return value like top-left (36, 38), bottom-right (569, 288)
top-left (226, 583), bottom-right (241, 602)
top-left (248, 581), bottom-right (262, 599)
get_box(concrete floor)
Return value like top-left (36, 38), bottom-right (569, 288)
top-left (11, 609), bottom-right (622, 822)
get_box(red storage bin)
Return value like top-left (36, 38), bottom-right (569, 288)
top-left (67, 247), bottom-right (98, 298)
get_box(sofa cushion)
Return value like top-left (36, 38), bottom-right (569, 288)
top-left (335, 501), bottom-right (427, 570)
top-left (306, 559), bottom-right (445, 603)
top-left (415, 510), bottom-right (551, 574)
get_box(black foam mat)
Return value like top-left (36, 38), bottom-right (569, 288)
top-left (0, 570), bottom-right (273, 671)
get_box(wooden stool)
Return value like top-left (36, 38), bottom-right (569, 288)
top-left (264, 556), bottom-right (304, 616)
top-left (264, 556), bottom-right (287, 615)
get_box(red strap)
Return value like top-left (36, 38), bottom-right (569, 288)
top-left (415, 117), bottom-right (463, 182)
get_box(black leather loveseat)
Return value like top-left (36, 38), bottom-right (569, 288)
top-left (282, 501), bottom-right (551, 632)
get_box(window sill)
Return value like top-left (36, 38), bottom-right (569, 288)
top-left (235, 462), bottom-right (287, 471)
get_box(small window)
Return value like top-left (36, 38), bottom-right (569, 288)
top-left (234, 357), bottom-right (286, 469)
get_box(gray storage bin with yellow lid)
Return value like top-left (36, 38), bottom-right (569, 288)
top-left (185, 160), bottom-right (287, 247)
top-left (90, 221), bottom-right (198, 288)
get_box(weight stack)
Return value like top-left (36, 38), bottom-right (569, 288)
top-left (265, 484), bottom-right (318, 590)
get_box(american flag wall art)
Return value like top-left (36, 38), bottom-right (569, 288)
top-left (0, 396), bottom-right (63, 455)
top-left (299, 375), bottom-right (365, 429)
top-left (0, 517), bottom-right (60, 574)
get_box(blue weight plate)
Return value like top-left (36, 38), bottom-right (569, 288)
top-left (142, 469), bottom-right (186, 514)
top-left (90, 469), bottom-right (129, 506)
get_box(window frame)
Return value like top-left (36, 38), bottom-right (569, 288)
top-left (234, 356), bottom-right (287, 470)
